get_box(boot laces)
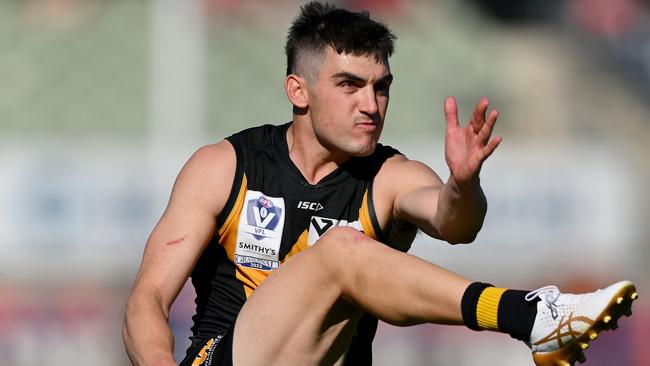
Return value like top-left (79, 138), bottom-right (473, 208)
top-left (525, 285), bottom-right (561, 319)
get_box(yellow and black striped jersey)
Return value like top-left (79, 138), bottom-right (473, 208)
top-left (189, 122), bottom-right (401, 364)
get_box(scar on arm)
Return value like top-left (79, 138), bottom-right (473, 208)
top-left (165, 234), bottom-right (188, 246)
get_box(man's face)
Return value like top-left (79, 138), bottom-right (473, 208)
top-left (304, 47), bottom-right (392, 158)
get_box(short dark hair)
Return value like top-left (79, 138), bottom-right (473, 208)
top-left (285, 1), bottom-right (396, 77)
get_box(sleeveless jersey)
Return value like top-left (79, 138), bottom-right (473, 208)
top-left (189, 122), bottom-right (402, 364)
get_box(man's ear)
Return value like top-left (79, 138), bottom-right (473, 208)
top-left (285, 74), bottom-right (309, 109)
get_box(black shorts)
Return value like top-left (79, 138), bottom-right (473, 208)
top-left (179, 329), bottom-right (233, 366)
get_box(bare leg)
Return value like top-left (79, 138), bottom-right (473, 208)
top-left (232, 227), bottom-right (472, 366)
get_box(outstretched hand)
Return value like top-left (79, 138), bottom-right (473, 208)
top-left (443, 96), bottom-right (501, 186)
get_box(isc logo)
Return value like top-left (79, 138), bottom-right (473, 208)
top-left (297, 201), bottom-right (324, 211)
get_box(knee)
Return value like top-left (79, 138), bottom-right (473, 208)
top-left (310, 227), bottom-right (379, 300)
top-left (312, 227), bottom-right (374, 267)
top-left (315, 226), bottom-right (370, 250)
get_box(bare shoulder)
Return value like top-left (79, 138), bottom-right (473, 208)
top-left (169, 140), bottom-right (237, 217)
top-left (375, 154), bottom-right (443, 194)
top-left (372, 153), bottom-right (444, 228)
top-left (187, 139), bottom-right (236, 169)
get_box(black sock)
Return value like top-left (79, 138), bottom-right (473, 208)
top-left (461, 282), bottom-right (493, 331)
top-left (461, 282), bottom-right (539, 342)
top-left (498, 290), bottom-right (539, 342)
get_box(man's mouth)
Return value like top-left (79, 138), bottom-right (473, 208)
top-left (355, 121), bottom-right (378, 131)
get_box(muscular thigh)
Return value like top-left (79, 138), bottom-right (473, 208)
top-left (232, 231), bottom-right (364, 366)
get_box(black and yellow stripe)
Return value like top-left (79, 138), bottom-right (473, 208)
top-left (462, 282), bottom-right (539, 342)
top-left (476, 287), bottom-right (507, 331)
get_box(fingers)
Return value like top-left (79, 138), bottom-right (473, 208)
top-left (479, 135), bottom-right (502, 162)
top-left (477, 108), bottom-right (499, 145)
top-left (444, 96), bottom-right (460, 129)
top-left (470, 97), bottom-right (489, 133)
top-left (447, 96), bottom-right (499, 147)
top-left (476, 105), bottom-right (501, 163)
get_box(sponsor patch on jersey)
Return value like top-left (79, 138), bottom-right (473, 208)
top-left (307, 216), bottom-right (363, 245)
top-left (235, 190), bottom-right (285, 271)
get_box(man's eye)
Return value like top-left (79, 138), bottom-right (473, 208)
top-left (375, 82), bottom-right (389, 92)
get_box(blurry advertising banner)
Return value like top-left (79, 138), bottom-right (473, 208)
top-left (399, 141), bottom-right (643, 281)
top-left (0, 141), bottom-right (642, 282)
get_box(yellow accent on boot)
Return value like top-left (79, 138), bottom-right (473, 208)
top-left (476, 287), bottom-right (508, 330)
top-left (603, 315), bottom-right (612, 323)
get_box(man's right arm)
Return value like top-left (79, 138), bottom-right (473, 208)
top-left (123, 141), bottom-right (236, 366)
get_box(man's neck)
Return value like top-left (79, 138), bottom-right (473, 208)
top-left (286, 122), bottom-right (348, 185)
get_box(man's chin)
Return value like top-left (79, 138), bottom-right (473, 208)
top-left (350, 142), bottom-right (378, 158)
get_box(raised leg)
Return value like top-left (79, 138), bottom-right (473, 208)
top-left (232, 227), bottom-right (472, 366)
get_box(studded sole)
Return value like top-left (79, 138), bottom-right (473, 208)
top-left (531, 282), bottom-right (637, 366)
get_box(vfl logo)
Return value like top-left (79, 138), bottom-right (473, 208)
top-left (297, 201), bottom-right (324, 211)
top-left (236, 190), bottom-right (284, 271)
top-left (246, 196), bottom-right (282, 240)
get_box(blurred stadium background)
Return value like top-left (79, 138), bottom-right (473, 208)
top-left (1, 0), bottom-right (649, 365)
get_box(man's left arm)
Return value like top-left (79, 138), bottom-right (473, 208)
top-left (387, 96), bottom-right (501, 244)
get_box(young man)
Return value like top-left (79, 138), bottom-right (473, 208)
top-left (123, 2), bottom-right (637, 366)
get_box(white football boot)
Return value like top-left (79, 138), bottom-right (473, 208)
top-left (527, 281), bottom-right (637, 366)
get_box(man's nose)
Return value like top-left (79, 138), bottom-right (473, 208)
top-left (358, 86), bottom-right (379, 115)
